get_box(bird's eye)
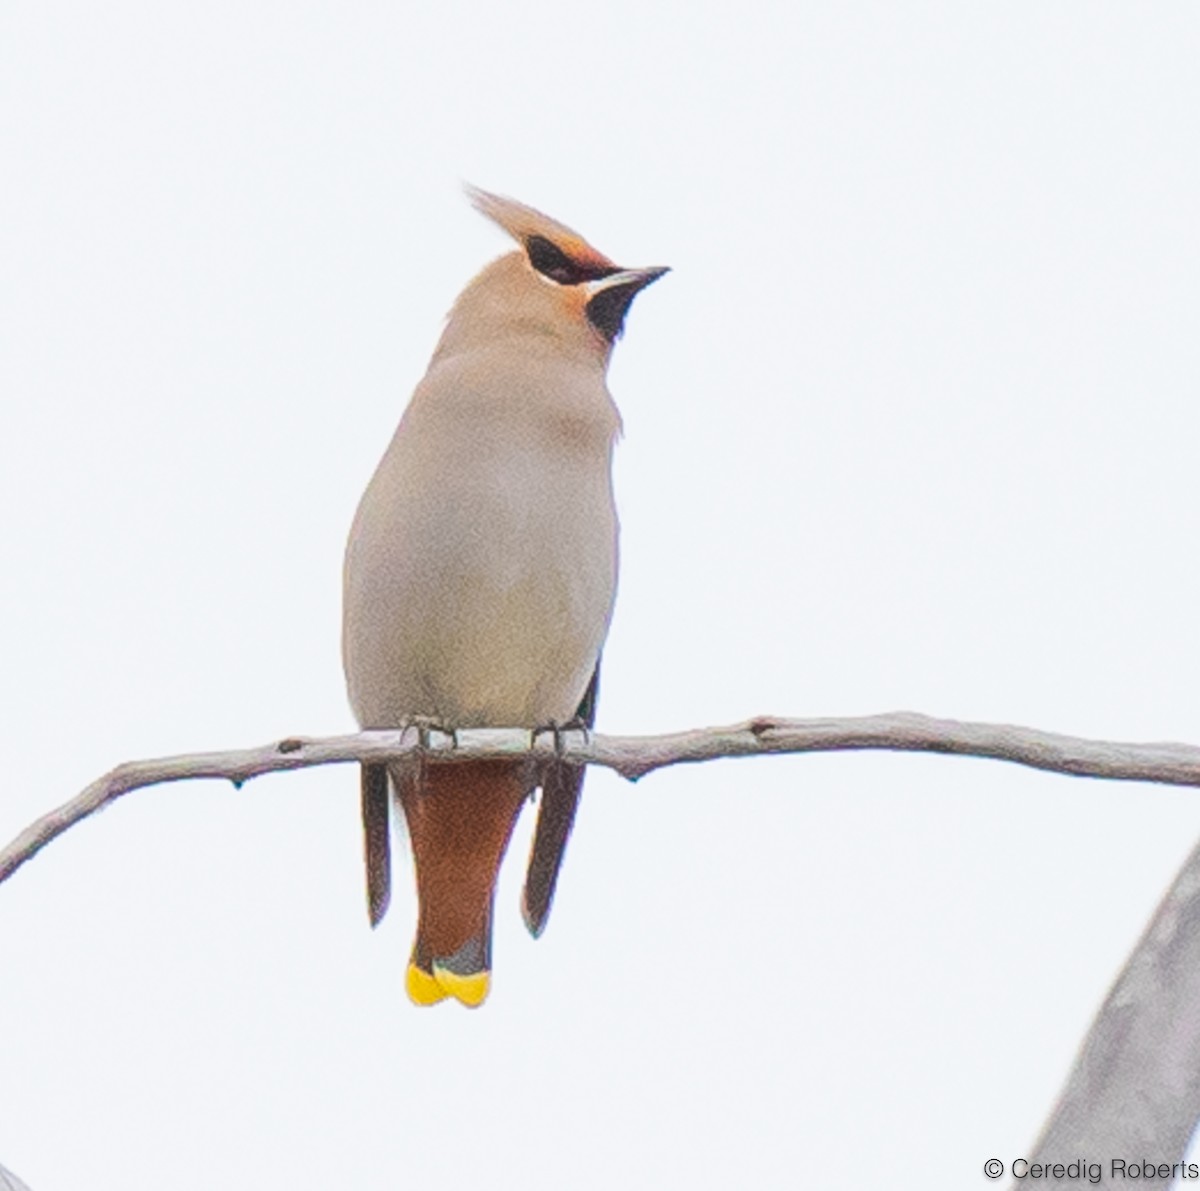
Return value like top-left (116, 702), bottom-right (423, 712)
top-left (526, 235), bottom-right (584, 284)
top-left (525, 235), bottom-right (619, 286)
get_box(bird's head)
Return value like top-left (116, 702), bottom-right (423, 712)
top-left (432, 186), bottom-right (668, 365)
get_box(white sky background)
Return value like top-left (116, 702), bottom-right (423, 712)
top-left (2, 3), bottom-right (1199, 1188)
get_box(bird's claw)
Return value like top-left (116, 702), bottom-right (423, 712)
top-left (402, 715), bottom-right (460, 752)
top-left (531, 716), bottom-right (590, 758)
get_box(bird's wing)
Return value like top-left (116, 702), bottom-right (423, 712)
top-left (361, 762), bottom-right (391, 927)
top-left (521, 663), bottom-right (600, 938)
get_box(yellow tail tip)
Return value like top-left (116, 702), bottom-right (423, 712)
top-left (406, 962), bottom-right (448, 1006)
top-left (406, 960), bottom-right (491, 1008)
top-left (432, 964), bottom-right (491, 1008)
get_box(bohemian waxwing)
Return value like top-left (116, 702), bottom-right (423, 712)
top-left (342, 186), bottom-right (667, 1007)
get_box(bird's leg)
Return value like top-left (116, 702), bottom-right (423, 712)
top-left (530, 716), bottom-right (590, 791)
top-left (529, 721), bottom-right (561, 798)
top-left (531, 715), bottom-right (590, 752)
top-left (402, 715), bottom-right (460, 792)
top-left (403, 714), bottom-right (460, 751)
top-left (558, 712), bottom-right (591, 745)
top-left (530, 719), bottom-right (555, 748)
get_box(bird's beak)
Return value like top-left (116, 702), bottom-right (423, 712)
top-left (584, 266), bottom-right (670, 342)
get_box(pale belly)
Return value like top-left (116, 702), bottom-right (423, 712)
top-left (343, 433), bottom-right (618, 730)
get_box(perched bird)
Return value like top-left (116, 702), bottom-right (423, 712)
top-left (342, 186), bottom-right (666, 1007)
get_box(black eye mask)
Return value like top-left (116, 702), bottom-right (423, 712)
top-left (525, 235), bottom-right (618, 286)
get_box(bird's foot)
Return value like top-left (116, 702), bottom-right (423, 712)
top-left (401, 715), bottom-right (460, 752)
top-left (401, 716), bottom-right (459, 791)
top-left (530, 715), bottom-right (590, 758)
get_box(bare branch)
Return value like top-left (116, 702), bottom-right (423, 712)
top-left (1016, 836), bottom-right (1200, 1189)
top-left (5, 711), bottom-right (1200, 888)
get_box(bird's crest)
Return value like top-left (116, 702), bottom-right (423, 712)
top-left (465, 184), bottom-right (619, 283)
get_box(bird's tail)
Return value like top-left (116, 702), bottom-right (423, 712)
top-left (394, 759), bottom-right (530, 1008)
